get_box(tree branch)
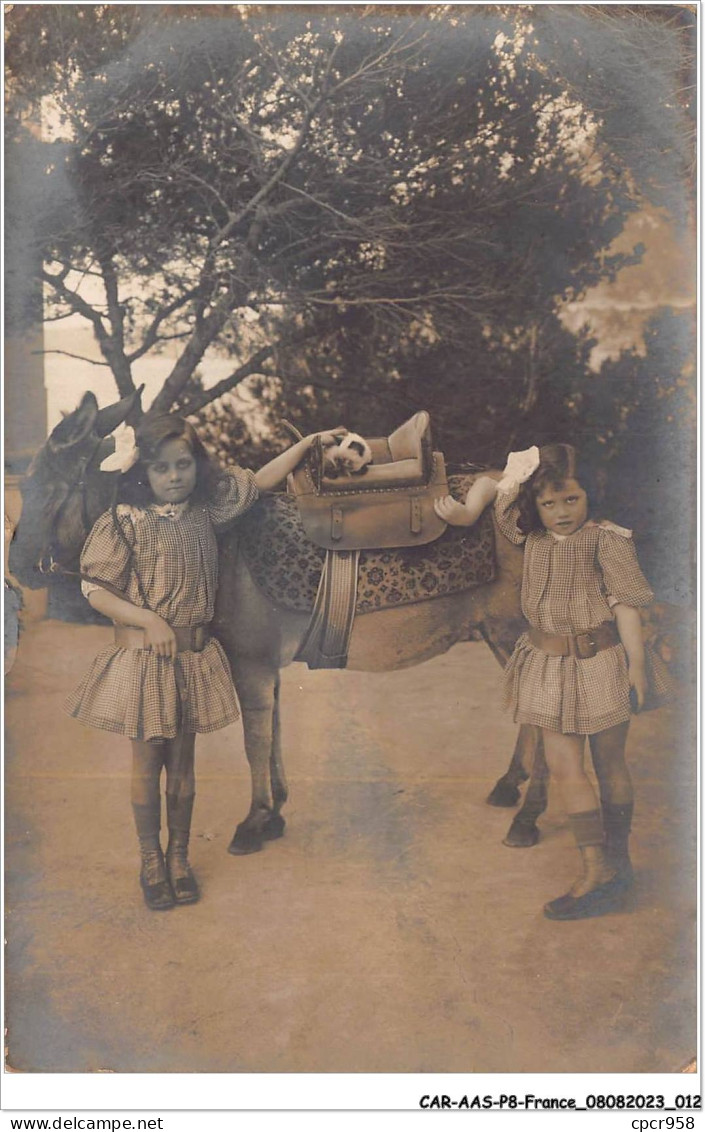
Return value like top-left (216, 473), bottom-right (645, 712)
top-left (92, 244), bottom-right (136, 397)
top-left (257, 31), bottom-right (314, 111)
top-left (96, 248), bottom-right (125, 350)
top-left (149, 292), bottom-right (246, 414)
top-left (106, 23), bottom-right (432, 416)
top-left (31, 349), bottom-right (112, 366)
top-left (42, 309), bottom-right (78, 323)
top-left (325, 25), bottom-right (429, 99)
top-left (173, 316), bottom-right (337, 416)
top-left (126, 285), bottom-right (203, 363)
top-left (41, 267), bottom-right (110, 344)
top-left (150, 96), bottom-right (326, 411)
top-left (202, 75), bottom-right (331, 262)
top-left (171, 344), bottom-right (276, 416)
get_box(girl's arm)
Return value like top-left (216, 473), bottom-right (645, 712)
top-left (612, 602), bottom-right (647, 709)
top-left (493, 478), bottom-right (527, 545)
top-left (87, 589), bottom-right (177, 659)
top-left (434, 476), bottom-right (498, 527)
top-left (254, 429), bottom-right (345, 492)
top-left (492, 447), bottom-right (541, 544)
top-left (597, 526), bottom-right (654, 710)
top-left (79, 511), bottom-right (174, 655)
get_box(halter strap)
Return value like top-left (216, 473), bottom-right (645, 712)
top-left (35, 436), bottom-right (150, 612)
top-left (37, 438), bottom-right (104, 577)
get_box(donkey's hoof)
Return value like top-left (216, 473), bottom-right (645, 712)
top-left (486, 777), bottom-right (522, 807)
top-left (262, 813), bottom-right (286, 841)
top-left (502, 817), bottom-right (540, 848)
top-left (227, 825), bottom-right (264, 855)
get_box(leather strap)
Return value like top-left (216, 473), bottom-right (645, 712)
top-left (114, 623), bottom-right (211, 653)
top-left (294, 550), bottom-right (360, 669)
top-left (528, 620), bottom-right (619, 659)
top-left (331, 507), bottom-right (344, 542)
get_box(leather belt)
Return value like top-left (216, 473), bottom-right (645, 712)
top-left (114, 623), bottom-right (211, 653)
top-left (528, 620), bottom-right (619, 659)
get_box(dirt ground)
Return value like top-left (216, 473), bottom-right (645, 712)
top-left (4, 618), bottom-right (697, 1074)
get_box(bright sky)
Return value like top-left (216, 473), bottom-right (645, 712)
top-left (560, 207), bottom-right (694, 369)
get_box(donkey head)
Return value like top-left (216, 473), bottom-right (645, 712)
top-left (9, 388), bottom-right (142, 588)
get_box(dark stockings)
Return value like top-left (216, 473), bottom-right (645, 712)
top-left (589, 721), bottom-right (634, 880)
top-left (164, 732), bottom-right (199, 903)
top-left (541, 728), bottom-right (613, 898)
top-left (541, 723), bottom-right (634, 919)
top-left (130, 732), bottom-right (198, 907)
top-left (589, 721), bottom-right (633, 806)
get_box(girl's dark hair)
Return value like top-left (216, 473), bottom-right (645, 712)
top-left (117, 414), bottom-right (220, 507)
top-left (516, 443), bottom-right (603, 535)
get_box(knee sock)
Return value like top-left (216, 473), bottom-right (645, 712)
top-left (602, 802), bottom-right (633, 857)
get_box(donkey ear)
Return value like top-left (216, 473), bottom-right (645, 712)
top-left (47, 392), bottom-right (98, 452)
top-left (94, 385), bottom-right (144, 438)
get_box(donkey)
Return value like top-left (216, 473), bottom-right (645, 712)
top-left (8, 391), bottom-right (548, 852)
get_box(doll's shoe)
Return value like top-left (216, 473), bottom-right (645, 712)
top-left (166, 847), bottom-right (200, 905)
top-left (543, 875), bottom-right (629, 921)
top-left (139, 849), bottom-right (175, 911)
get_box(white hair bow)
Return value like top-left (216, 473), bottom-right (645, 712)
top-left (100, 422), bottom-right (140, 474)
top-left (497, 446), bottom-right (540, 492)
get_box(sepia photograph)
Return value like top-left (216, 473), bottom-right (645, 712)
top-left (3, 0), bottom-right (697, 1105)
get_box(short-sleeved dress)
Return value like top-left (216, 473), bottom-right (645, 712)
top-left (496, 482), bottom-right (672, 734)
top-left (65, 468), bottom-right (258, 742)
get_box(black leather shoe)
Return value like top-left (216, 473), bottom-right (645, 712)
top-left (166, 851), bottom-right (200, 905)
top-left (544, 875), bottom-right (629, 921)
top-left (139, 851), bottom-right (175, 911)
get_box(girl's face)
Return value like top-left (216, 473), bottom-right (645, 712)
top-left (535, 477), bottom-right (588, 536)
top-left (146, 437), bottom-right (198, 505)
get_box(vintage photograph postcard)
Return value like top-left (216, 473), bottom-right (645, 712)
top-left (4, 0), bottom-right (697, 1110)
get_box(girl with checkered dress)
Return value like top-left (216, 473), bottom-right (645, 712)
top-left (435, 443), bottom-right (671, 921)
top-left (66, 414), bottom-right (343, 911)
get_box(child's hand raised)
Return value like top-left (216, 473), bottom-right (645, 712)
top-left (315, 428), bottom-right (348, 449)
top-left (256, 428), bottom-right (348, 491)
top-left (499, 446), bottom-right (541, 490)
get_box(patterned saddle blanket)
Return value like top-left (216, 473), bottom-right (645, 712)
top-left (236, 474), bottom-right (496, 615)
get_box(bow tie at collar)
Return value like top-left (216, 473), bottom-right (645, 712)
top-left (149, 501), bottom-right (190, 520)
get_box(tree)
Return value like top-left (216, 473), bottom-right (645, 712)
top-left (5, 5), bottom-right (694, 466)
top-left (568, 308), bottom-right (696, 600)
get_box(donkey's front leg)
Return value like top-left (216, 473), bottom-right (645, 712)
top-left (269, 675), bottom-right (288, 821)
top-left (502, 730), bottom-right (548, 847)
top-left (486, 723), bottom-right (537, 806)
top-left (228, 658), bottom-right (286, 855)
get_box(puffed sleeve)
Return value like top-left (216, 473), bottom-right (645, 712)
top-left (79, 509), bottom-right (135, 599)
top-left (596, 527), bottom-right (654, 608)
top-left (207, 467), bottom-right (259, 531)
top-left (494, 480), bottom-right (527, 545)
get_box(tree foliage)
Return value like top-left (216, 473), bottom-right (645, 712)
top-left (577, 309), bottom-right (695, 599)
top-left (5, 4), bottom-right (695, 491)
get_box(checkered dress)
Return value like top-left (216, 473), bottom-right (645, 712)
top-left (496, 483), bottom-right (672, 735)
top-left (65, 468), bottom-right (258, 741)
